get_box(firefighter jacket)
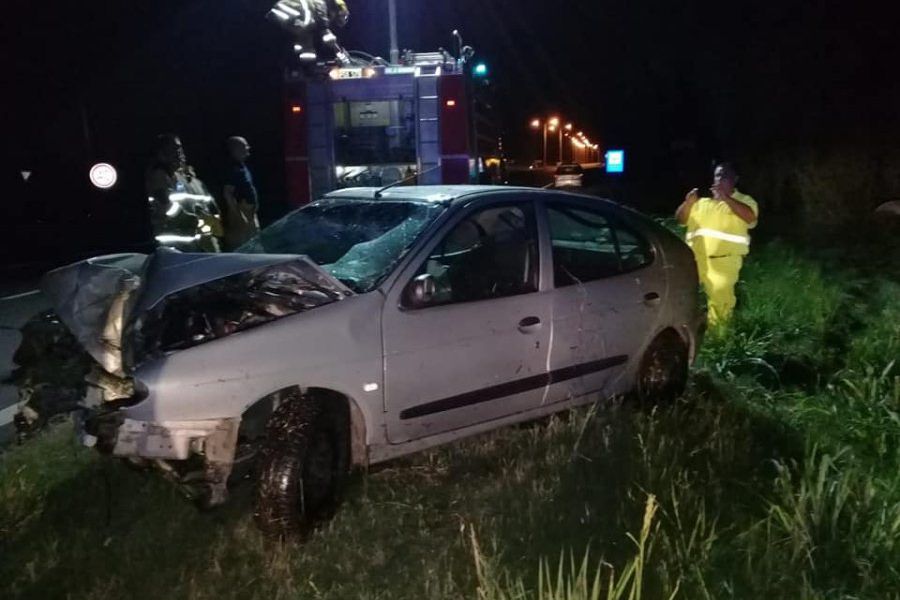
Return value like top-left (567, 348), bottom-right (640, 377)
top-left (685, 190), bottom-right (759, 257)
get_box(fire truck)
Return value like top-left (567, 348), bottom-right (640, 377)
top-left (282, 49), bottom-right (501, 207)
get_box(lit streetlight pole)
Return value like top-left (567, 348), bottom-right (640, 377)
top-left (531, 116), bottom-right (589, 166)
top-left (547, 117), bottom-right (560, 165)
top-left (530, 118), bottom-right (547, 165)
top-left (549, 118), bottom-right (561, 164)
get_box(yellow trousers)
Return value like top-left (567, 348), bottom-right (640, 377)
top-left (695, 254), bottom-right (743, 326)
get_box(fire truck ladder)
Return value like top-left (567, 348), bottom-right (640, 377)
top-left (415, 69), bottom-right (442, 185)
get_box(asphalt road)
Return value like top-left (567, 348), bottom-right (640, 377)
top-left (0, 283), bottom-right (51, 445)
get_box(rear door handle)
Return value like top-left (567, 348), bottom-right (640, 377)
top-left (643, 292), bottom-right (661, 306)
top-left (518, 316), bottom-right (542, 333)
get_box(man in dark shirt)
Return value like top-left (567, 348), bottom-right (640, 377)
top-left (222, 136), bottom-right (260, 250)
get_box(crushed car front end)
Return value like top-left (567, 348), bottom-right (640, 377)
top-left (17, 249), bottom-right (353, 504)
top-left (14, 193), bottom-right (451, 510)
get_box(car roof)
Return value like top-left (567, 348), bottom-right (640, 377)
top-left (320, 185), bottom-right (659, 236)
top-left (324, 185), bottom-right (536, 204)
top-left (322, 185), bottom-right (638, 217)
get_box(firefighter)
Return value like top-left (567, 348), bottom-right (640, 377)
top-left (181, 164), bottom-right (224, 252)
top-left (318, 0), bottom-right (350, 63)
top-left (676, 163), bottom-right (759, 327)
top-left (145, 134), bottom-right (221, 252)
top-left (267, 0), bottom-right (349, 65)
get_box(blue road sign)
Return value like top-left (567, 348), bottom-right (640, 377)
top-left (605, 150), bottom-right (625, 174)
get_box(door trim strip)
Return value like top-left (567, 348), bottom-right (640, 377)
top-left (399, 355), bottom-right (628, 420)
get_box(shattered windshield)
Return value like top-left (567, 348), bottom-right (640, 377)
top-left (237, 200), bottom-right (446, 292)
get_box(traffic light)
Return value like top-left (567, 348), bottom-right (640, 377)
top-left (473, 62), bottom-right (488, 77)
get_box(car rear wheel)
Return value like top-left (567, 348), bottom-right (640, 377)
top-left (635, 330), bottom-right (689, 405)
top-left (253, 394), bottom-right (349, 537)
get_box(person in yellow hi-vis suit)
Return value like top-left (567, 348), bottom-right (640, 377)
top-left (676, 163), bottom-right (759, 326)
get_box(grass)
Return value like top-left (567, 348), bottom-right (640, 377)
top-left (1, 239), bottom-right (898, 599)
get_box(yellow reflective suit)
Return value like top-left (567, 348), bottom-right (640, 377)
top-left (685, 190), bottom-right (758, 326)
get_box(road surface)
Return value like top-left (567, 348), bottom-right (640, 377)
top-left (0, 283), bottom-right (51, 445)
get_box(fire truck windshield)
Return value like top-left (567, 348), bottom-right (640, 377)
top-left (237, 199), bottom-right (446, 292)
top-left (333, 99), bottom-right (417, 188)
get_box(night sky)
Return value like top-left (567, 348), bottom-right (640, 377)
top-left (3, 0), bottom-right (897, 270)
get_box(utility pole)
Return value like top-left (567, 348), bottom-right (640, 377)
top-left (388, 0), bottom-right (399, 64)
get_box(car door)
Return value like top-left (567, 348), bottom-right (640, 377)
top-left (382, 197), bottom-right (552, 443)
top-left (541, 199), bottom-right (660, 403)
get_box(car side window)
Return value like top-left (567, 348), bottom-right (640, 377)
top-left (411, 202), bottom-right (538, 307)
top-left (547, 205), bottom-right (620, 286)
top-left (615, 225), bottom-right (654, 271)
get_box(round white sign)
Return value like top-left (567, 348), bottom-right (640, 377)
top-left (89, 163), bottom-right (117, 189)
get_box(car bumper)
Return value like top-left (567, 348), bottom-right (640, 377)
top-left (78, 410), bottom-right (238, 461)
top-left (77, 410), bottom-right (242, 505)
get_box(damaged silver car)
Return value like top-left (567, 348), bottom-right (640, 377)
top-left (16, 186), bottom-right (705, 536)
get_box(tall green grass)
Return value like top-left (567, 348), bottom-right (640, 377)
top-left (1, 241), bottom-right (898, 599)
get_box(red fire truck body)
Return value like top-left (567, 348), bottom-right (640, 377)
top-left (283, 52), bottom-right (496, 207)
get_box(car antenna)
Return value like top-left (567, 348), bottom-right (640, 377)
top-left (374, 165), bottom-right (441, 199)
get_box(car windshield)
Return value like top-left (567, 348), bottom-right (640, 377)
top-left (237, 199), bottom-right (446, 293)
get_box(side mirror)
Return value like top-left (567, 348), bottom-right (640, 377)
top-left (405, 274), bottom-right (436, 308)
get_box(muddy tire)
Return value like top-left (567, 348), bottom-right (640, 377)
top-left (253, 395), bottom-right (349, 537)
top-left (635, 330), bottom-right (689, 406)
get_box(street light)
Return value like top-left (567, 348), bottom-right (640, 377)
top-left (546, 124), bottom-right (563, 164)
top-left (530, 118), bottom-right (548, 165)
top-left (544, 118), bottom-right (564, 164)
top-left (570, 136), bottom-right (586, 164)
top-left (530, 116), bottom-right (585, 165)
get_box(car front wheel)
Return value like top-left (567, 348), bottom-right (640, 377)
top-left (253, 395), bottom-right (349, 537)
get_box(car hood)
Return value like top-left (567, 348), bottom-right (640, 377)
top-left (41, 248), bottom-right (353, 376)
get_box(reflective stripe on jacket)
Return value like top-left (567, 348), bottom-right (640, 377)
top-left (686, 190), bottom-right (758, 257)
top-left (686, 228), bottom-right (750, 245)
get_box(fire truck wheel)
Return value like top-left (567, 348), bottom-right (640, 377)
top-left (253, 394), bottom-right (350, 537)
